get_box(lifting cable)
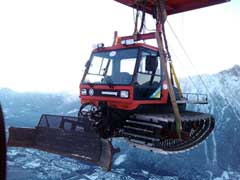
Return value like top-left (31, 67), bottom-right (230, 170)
top-left (133, 8), bottom-right (140, 38)
top-left (169, 45), bottom-right (200, 93)
top-left (166, 20), bottom-right (217, 125)
top-left (162, 18), bottom-right (175, 84)
top-left (166, 20), bottom-right (212, 95)
top-left (161, 14), bottom-right (183, 97)
top-left (133, 0), bottom-right (147, 38)
top-left (166, 20), bottom-right (240, 120)
top-left (139, 0), bottom-right (146, 33)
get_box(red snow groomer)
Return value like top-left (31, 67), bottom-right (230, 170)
top-left (8, 0), bottom-right (230, 171)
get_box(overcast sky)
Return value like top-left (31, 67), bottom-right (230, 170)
top-left (0, 0), bottom-right (239, 92)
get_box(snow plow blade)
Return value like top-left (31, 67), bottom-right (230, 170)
top-left (8, 114), bottom-right (114, 171)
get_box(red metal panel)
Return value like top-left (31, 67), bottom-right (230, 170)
top-left (120, 32), bottom-right (155, 41)
top-left (114, 0), bottom-right (230, 15)
top-left (93, 43), bottom-right (159, 53)
top-left (80, 84), bottom-right (169, 110)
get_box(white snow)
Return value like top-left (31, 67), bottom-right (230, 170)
top-left (23, 159), bottom-right (41, 169)
top-left (71, 154), bottom-right (92, 160)
top-left (67, 108), bottom-right (79, 114)
top-left (204, 141), bottom-right (210, 165)
top-left (142, 170), bottom-right (149, 175)
top-left (84, 174), bottom-right (99, 180)
top-left (7, 149), bottom-right (19, 156)
top-left (62, 92), bottom-right (79, 104)
top-left (114, 154), bottom-right (127, 165)
top-left (221, 171), bottom-right (230, 180)
top-left (213, 171), bottom-right (232, 180)
top-left (212, 131), bottom-right (217, 165)
top-left (7, 161), bottom-right (15, 166)
top-left (213, 178), bottom-right (223, 180)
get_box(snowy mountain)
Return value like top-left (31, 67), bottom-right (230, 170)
top-left (0, 88), bottom-right (79, 127)
top-left (182, 65), bottom-right (240, 172)
top-left (1, 65), bottom-right (240, 180)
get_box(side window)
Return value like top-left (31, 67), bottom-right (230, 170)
top-left (153, 57), bottom-right (161, 82)
top-left (137, 56), bottom-right (152, 85)
top-left (137, 51), bottom-right (161, 85)
top-left (138, 56), bottom-right (148, 73)
top-left (120, 58), bottom-right (136, 75)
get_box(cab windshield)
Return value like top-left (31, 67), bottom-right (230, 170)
top-left (82, 48), bottom-right (138, 85)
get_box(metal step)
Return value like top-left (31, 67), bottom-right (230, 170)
top-left (126, 119), bottom-right (163, 128)
top-left (122, 131), bottom-right (160, 142)
top-left (123, 126), bottom-right (153, 133)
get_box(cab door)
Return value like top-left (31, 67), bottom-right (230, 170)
top-left (134, 49), bottom-right (162, 100)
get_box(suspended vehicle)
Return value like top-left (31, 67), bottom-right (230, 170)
top-left (8, 0), bottom-right (230, 171)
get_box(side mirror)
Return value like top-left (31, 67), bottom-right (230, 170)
top-left (145, 55), bottom-right (158, 72)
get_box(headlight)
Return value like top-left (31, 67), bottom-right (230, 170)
top-left (81, 89), bottom-right (87, 95)
top-left (97, 43), bottom-right (104, 48)
top-left (121, 39), bottom-right (135, 45)
top-left (120, 90), bottom-right (129, 98)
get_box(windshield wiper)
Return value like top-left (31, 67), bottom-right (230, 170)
top-left (102, 58), bottom-right (113, 88)
top-left (104, 76), bottom-right (113, 88)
